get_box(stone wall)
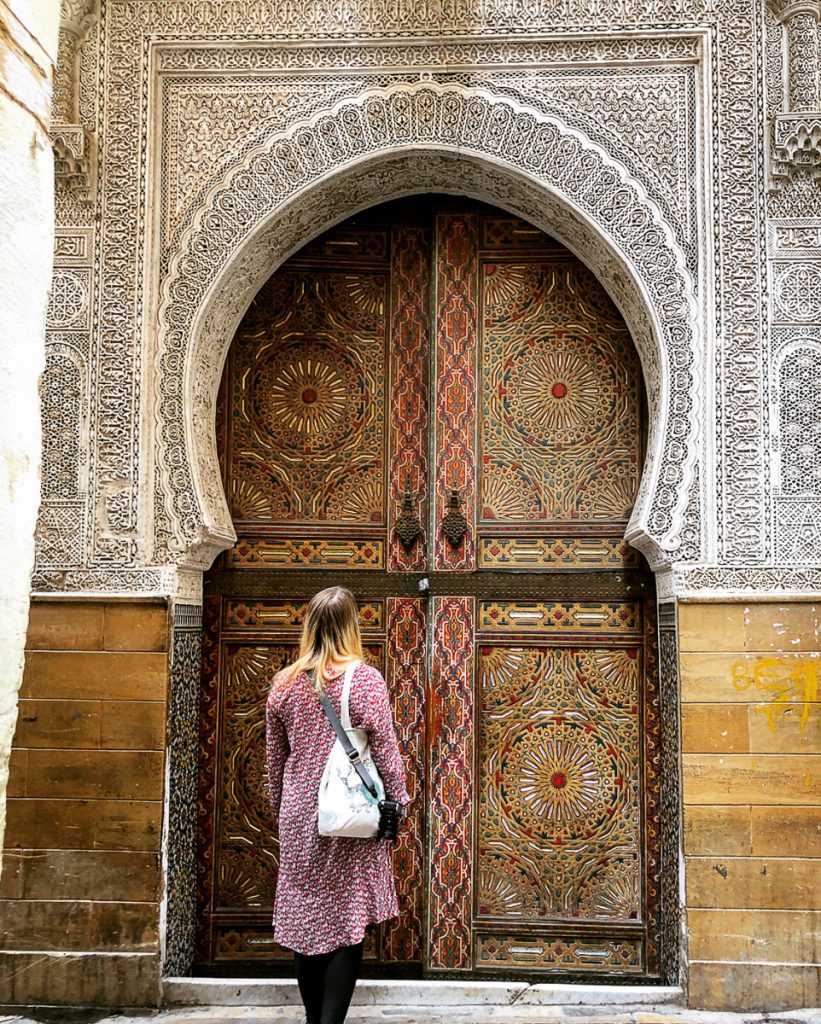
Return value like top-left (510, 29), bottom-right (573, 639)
top-left (680, 601), bottom-right (821, 1011)
top-left (0, 599), bottom-right (169, 1006)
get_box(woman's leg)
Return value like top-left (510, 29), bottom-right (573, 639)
top-left (319, 940), bottom-right (364, 1024)
top-left (294, 949), bottom-right (331, 1024)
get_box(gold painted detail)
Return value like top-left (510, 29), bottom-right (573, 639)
top-left (299, 228), bottom-right (388, 262)
top-left (479, 536), bottom-right (639, 569)
top-left (227, 538), bottom-right (384, 569)
top-left (479, 260), bottom-right (642, 525)
top-left (482, 217), bottom-right (553, 249)
top-left (477, 646), bottom-right (641, 925)
top-left (476, 933), bottom-right (642, 971)
top-left (479, 601), bottom-right (640, 633)
top-left (228, 266), bottom-right (388, 528)
top-left (224, 599), bottom-right (383, 631)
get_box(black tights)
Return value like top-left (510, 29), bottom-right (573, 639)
top-left (294, 940), bottom-right (364, 1024)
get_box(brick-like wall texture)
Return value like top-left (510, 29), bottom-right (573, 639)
top-left (0, 599), bottom-right (170, 1006)
top-left (679, 601), bottom-right (821, 1012)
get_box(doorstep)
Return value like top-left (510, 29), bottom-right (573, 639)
top-left (162, 978), bottom-right (683, 1008)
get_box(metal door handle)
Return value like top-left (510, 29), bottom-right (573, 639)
top-left (441, 487), bottom-right (468, 546)
top-left (395, 490), bottom-right (424, 550)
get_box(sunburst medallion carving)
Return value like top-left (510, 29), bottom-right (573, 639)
top-left (266, 357), bottom-right (347, 435)
top-left (512, 348), bottom-right (607, 435)
top-left (519, 736), bottom-right (601, 822)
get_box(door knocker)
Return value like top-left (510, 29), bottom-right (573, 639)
top-left (441, 487), bottom-right (468, 546)
top-left (395, 490), bottom-right (424, 550)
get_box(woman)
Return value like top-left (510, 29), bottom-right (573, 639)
top-left (266, 586), bottom-right (409, 1024)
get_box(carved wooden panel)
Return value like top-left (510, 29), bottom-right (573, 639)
top-left (213, 640), bottom-right (291, 959)
top-left (433, 213), bottom-right (479, 571)
top-left (383, 597), bottom-right (427, 961)
top-left (425, 206), bottom-right (659, 976)
top-left (225, 233), bottom-right (391, 567)
top-left (480, 255), bottom-right (642, 525)
top-left (427, 595), bottom-right (475, 970)
top-left (478, 644), bottom-right (642, 920)
top-left (478, 535), bottom-right (640, 570)
top-left (198, 211), bottom-right (430, 966)
top-left (387, 227), bottom-right (431, 572)
top-left (196, 598), bottom-right (387, 961)
top-left (475, 612), bottom-right (660, 974)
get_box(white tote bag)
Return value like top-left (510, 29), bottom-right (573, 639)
top-left (317, 661), bottom-right (385, 838)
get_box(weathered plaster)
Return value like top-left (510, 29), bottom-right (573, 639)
top-left (0, 0), bottom-right (59, 867)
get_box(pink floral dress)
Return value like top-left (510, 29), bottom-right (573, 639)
top-left (266, 661), bottom-right (410, 955)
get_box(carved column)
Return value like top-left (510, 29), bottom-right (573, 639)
top-left (786, 3), bottom-right (820, 110)
top-left (769, 0), bottom-right (821, 111)
top-left (768, 0), bottom-right (821, 186)
top-left (55, 0), bottom-right (95, 121)
top-left (51, 0), bottom-right (97, 202)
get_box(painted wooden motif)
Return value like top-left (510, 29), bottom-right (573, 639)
top-left (478, 535), bottom-right (640, 569)
top-left (226, 230), bottom-right (391, 565)
top-left (433, 213), bottom-right (478, 571)
top-left (427, 596), bottom-right (475, 970)
top-left (476, 641), bottom-right (644, 966)
top-left (196, 597), bottom-right (385, 961)
top-left (387, 227), bottom-right (430, 572)
top-left (384, 597), bottom-right (427, 961)
top-left (480, 259), bottom-right (641, 523)
top-left (198, 200), bottom-right (660, 978)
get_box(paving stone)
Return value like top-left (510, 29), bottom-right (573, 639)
top-left (21, 1004), bottom-right (819, 1024)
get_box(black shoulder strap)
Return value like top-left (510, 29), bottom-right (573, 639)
top-left (315, 673), bottom-right (379, 799)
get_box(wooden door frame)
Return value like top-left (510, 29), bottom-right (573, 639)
top-left (164, 582), bottom-right (682, 984)
top-left (159, 192), bottom-right (683, 983)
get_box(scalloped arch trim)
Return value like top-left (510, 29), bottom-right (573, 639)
top-left (156, 81), bottom-right (700, 569)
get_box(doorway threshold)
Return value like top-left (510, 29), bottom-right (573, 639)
top-left (162, 977), bottom-right (683, 1009)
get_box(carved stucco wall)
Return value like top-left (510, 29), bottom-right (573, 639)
top-left (157, 84), bottom-right (700, 578)
top-left (36, 2), bottom-right (820, 600)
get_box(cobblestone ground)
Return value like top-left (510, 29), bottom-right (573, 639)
top-left (2, 1004), bottom-right (821, 1024)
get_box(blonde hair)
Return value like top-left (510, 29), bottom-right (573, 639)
top-left (283, 586), bottom-right (364, 694)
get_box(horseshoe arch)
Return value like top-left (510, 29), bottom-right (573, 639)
top-left (155, 81), bottom-right (701, 576)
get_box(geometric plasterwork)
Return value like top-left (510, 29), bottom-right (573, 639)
top-left (484, 68), bottom-right (698, 247)
top-left (52, 0), bottom-right (98, 204)
top-left (155, 80), bottom-right (701, 574)
top-left (34, 0), bottom-right (821, 596)
top-left (46, 268), bottom-right (91, 331)
top-left (767, 161), bottom-right (821, 568)
top-left (769, 330), bottom-right (821, 564)
top-left (772, 262), bottom-right (821, 322)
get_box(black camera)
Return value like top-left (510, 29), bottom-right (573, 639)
top-left (377, 800), bottom-right (404, 842)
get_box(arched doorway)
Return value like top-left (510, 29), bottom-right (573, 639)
top-left (195, 197), bottom-right (661, 980)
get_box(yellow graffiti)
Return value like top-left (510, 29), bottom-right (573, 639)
top-left (732, 657), bottom-right (820, 734)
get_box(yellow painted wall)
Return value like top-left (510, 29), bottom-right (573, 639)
top-left (679, 602), bottom-right (821, 1011)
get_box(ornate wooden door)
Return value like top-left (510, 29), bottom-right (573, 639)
top-left (197, 200), bottom-right (661, 979)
